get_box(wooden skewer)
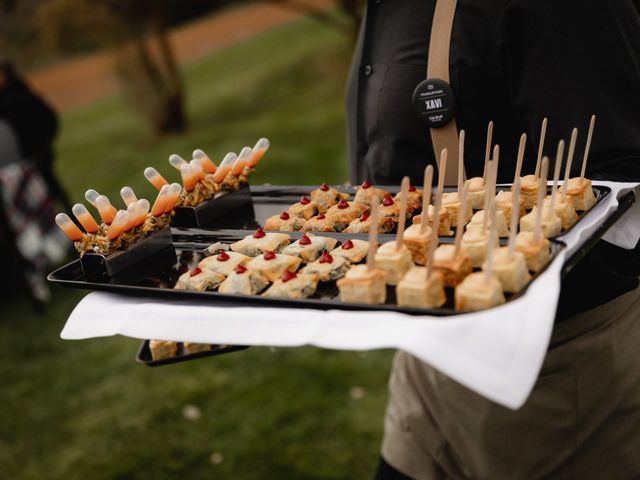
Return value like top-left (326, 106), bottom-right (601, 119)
top-left (395, 176), bottom-right (410, 250)
top-left (484, 197), bottom-right (498, 281)
top-left (492, 144), bottom-right (500, 184)
top-left (458, 130), bottom-right (465, 194)
top-left (534, 117), bottom-right (548, 177)
top-left (507, 178), bottom-right (521, 259)
top-left (436, 149), bottom-right (448, 201)
top-left (549, 140), bottom-right (564, 219)
top-left (482, 121), bottom-right (493, 182)
top-left (514, 133), bottom-right (527, 181)
top-left (366, 197), bottom-right (380, 271)
top-left (454, 182), bottom-right (470, 257)
top-left (481, 160), bottom-right (495, 232)
top-left (580, 114), bottom-right (596, 180)
top-left (533, 157), bottom-right (549, 244)
top-left (420, 165), bottom-right (434, 234)
top-left (426, 182), bottom-right (443, 281)
top-left (561, 128), bottom-right (578, 198)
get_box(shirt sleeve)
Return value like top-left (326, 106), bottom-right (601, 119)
top-left (500, 0), bottom-right (640, 181)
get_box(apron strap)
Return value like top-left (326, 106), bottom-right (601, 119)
top-left (427, 0), bottom-right (464, 186)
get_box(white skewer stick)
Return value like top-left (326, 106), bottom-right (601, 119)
top-left (395, 176), bottom-right (410, 250)
top-left (484, 197), bottom-right (498, 282)
top-left (436, 149), bottom-right (448, 206)
top-left (508, 179), bottom-right (521, 259)
top-left (454, 182), bottom-right (470, 257)
top-left (581, 114), bottom-right (596, 180)
top-left (420, 165), bottom-right (434, 234)
top-left (366, 197), bottom-right (380, 271)
top-left (481, 160), bottom-right (495, 232)
top-left (534, 117), bottom-right (548, 177)
top-left (483, 121), bottom-right (493, 182)
top-left (533, 157), bottom-right (549, 245)
top-left (561, 128), bottom-right (578, 198)
top-left (492, 144), bottom-right (500, 184)
top-left (548, 140), bottom-right (564, 219)
top-left (514, 133), bottom-right (527, 182)
top-left (426, 181), bottom-right (443, 281)
top-left (458, 130), bottom-right (465, 194)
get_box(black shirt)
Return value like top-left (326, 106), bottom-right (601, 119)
top-left (345, 0), bottom-right (640, 317)
top-left (346, 0), bottom-right (640, 185)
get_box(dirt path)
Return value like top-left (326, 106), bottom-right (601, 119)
top-left (27, 1), bottom-right (332, 112)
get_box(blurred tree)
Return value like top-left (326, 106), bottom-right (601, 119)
top-left (262, 0), bottom-right (365, 39)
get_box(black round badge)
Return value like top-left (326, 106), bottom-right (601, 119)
top-left (412, 78), bottom-right (456, 128)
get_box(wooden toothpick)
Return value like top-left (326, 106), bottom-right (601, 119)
top-left (580, 114), bottom-right (596, 180)
top-left (482, 160), bottom-right (495, 232)
top-left (514, 133), bottom-right (527, 182)
top-left (454, 182), bottom-right (470, 257)
top-left (534, 117), bottom-right (548, 178)
top-left (426, 184), bottom-right (443, 281)
top-left (533, 157), bottom-right (549, 245)
top-left (484, 197), bottom-right (498, 281)
top-left (548, 140), bottom-right (564, 219)
top-left (561, 128), bottom-right (578, 198)
top-left (458, 130), bottom-right (465, 194)
top-left (395, 176), bottom-right (410, 250)
top-left (508, 178), bottom-right (521, 259)
top-left (420, 165), bottom-right (434, 234)
top-left (366, 198), bottom-right (380, 271)
top-left (483, 121), bottom-right (493, 182)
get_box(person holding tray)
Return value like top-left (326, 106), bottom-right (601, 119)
top-left (345, 1), bottom-right (640, 478)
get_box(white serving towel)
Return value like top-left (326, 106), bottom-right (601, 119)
top-left (61, 181), bottom-right (637, 410)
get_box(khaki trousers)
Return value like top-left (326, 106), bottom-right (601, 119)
top-left (382, 286), bottom-right (640, 480)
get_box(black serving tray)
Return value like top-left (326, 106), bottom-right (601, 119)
top-left (136, 341), bottom-right (248, 367)
top-left (49, 228), bottom-right (565, 317)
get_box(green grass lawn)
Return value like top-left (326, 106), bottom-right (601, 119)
top-left (0, 15), bottom-right (396, 480)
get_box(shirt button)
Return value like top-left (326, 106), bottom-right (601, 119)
top-left (364, 64), bottom-right (373, 76)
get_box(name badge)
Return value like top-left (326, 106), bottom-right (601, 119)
top-left (412, 78), bottom-right (456, 128)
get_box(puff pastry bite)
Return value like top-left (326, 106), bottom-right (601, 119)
top-left (281, 233), bottom-right (338, 263)
top-left (542, 194), bottom-right (579, 230)
top-left (466, 209), bottom-right (510, 237)
top-left (374, 241), bottom-right (414, 286)
top-left (326, 199), bottom-right (369, 225)
top-left (262, 271), bottom-right (319, 299)
top-left (495, 190), bottom-right (526, 222)
top-left (484, 247), bottom-right (531, 294)
top-left (247, 251), bottom-right (301, 282)
top-left (464, 177), bottom-right (486, 210)
top-left (393, 185), bottom-right (422, 213)
top-left (336, 264), bottom-right (387, 305)
top-left (433, 244), bottom-right (473, 288)
top-left (199, 250), bottom-right (250, 276)
top-left (264, 211), bottom-right (306, 231)
top-left (461, 228), bottom-right (498, 268)
top-left (301, 213), bottom-right (346, 233)
top-left (515, 231), bottom-right (551, 273)
top-left (379, 194), bottom-right (403, 221)
top-left (149, 339), bottom-right (178, 361)
top-left (218, 264), bottom-right (270, 295)
top-left (174, 267), bottom-right (225, 291)
top-left (519, 208), bottom-right (562, 238)
top-left (565, 177), bottom-right (596, 211)
top-left (518, 174), bottom-right (540, 209)
top-left (397, 268), bottom-right (446, 309)
top-left (442, 191), bottom-right (473, 226)
top-left (310, 183), bottom-right (349, 209)
top-left (330, 239), bottom-right (370, 263)
top-left (288, 195), bottom-right (323, 219)
top-left (353, 180), bottom-right (388, 205)
top-left (412, 205), bottom-right (453, 236)
top-left (455, 271), bottom-right (505, 312)
top-left (302, 251), bottom-right (350, 281)
top-left (344, 211), bottom-right (395, 234)
top-left (402, 224), bottom-right (431, 266)
top-left (183, 343), bottom-right (211, 354)
top-left (230, 228), bottom-right (290, 256)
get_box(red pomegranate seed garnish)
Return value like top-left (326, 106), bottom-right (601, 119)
top-left (317, 213), bottom-right (326, 220)
top-left (361, 180), bottom-right (371, 189)
top-left (382, 195), bottom-right (394, 207)
top-left (300, 196), bottom-right (310, 205)
top-left (320, 183), bottom-right (329, 191)
top-left (281, 270), bottom-right (297, 283)
top-left (279, 211), bottom-right (290, 220)
top-left (359, 212), bottom-right (370, 222)
top-left (189, 267), bottom-right (202, 277)
top-left (234, 264), bottom-right (247, 274)
top-left (264, 251), bottom-right (276, 260)
top-left (337, 199), bottom-right (349, 209)
top-left (253, 228), bottom-right (266, 239)
top-left (216, 251), bottom-right (230, 262)
top-left (409, 185), bottom-right (416, 192)
top-left (319, 252), bottom-right (333, 264)
top-left (299, 235), bottom-right (312, 245)
top-left (342, 239), bottom-right (354, 250)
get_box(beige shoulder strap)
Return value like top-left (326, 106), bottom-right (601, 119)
top-left (427, 0), bottom-right (463, 186)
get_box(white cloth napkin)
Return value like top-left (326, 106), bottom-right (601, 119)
top-left (61, 181), bottom-right (637, 410)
